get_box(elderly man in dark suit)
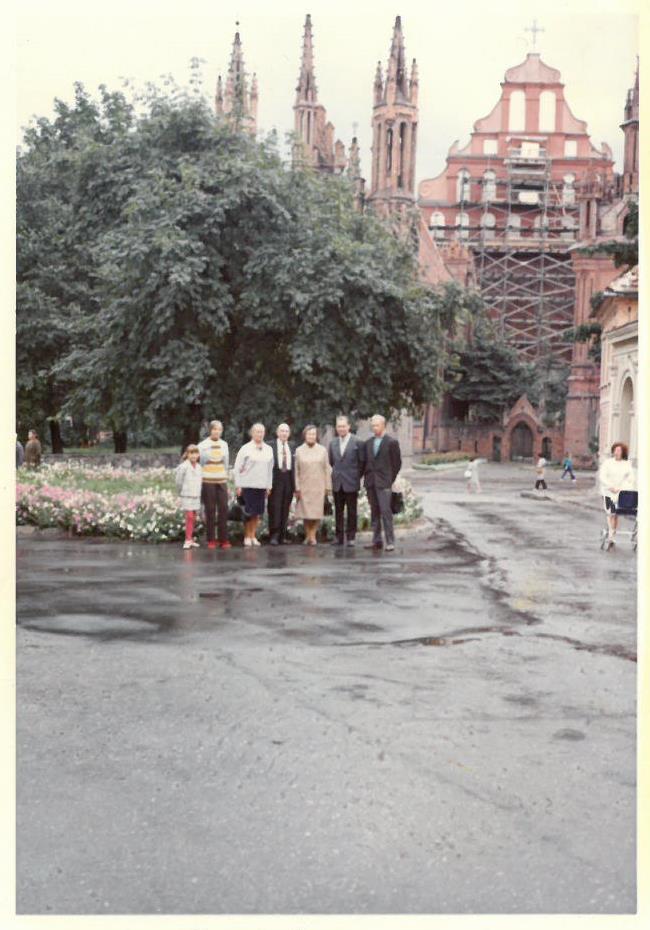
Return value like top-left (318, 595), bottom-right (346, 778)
top-left (268, 422), bottom-right (296, 545)
top-left (363, 414), bottom-right (402, 551)
top-left (328, 415), bottom-right (366, 547)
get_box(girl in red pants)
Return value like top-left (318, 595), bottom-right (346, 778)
top-left (175, 445), bottom-right (203, 549)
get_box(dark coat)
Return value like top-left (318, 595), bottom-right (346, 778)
top-left (328, 435), bottom-right (366, 493)
top-left (270, 438), bottom-right (296, 491)
top-left (363, 434), bottom-right (402, 490)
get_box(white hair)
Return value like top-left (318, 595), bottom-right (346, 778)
top-left (336, 415), bottom-right (350, 424)
top-left (209, 420), bottom-right (223, 430)
top-left (277, 422), bottom-right (290, 432)
top-left (370, 414), bottom-right (386, 426)
top-left (250, 422), bottom-right (265, 435)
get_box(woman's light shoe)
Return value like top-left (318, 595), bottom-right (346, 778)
top-left (243, 538), bottom-right (253, 547)
top-left (183, 541), bottom-right (192, 550)
top-left (252, 538), bottom-right (261, 547)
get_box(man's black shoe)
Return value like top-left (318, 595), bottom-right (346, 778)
top-left (330, 539), bottom-right (344, 546)
top-left (364, 543), bottom-right (383, 550)
top-left (269, 537), bottom-right (279, 546)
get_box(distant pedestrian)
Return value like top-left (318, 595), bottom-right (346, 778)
top-left (198, 420), bottom-right (231, 550)
top-left (363, 415), bottom-right (402, 552)
top-left (599, 441), bottom-right (636, 546)
top-left (268, 422), bottom-right (296, 546)
top-left (233, 423), bottom-right (274, 547)
top-left (534, 455), bottom-right (547, 491)
top-left (16, 439), bottom-right (25, 468)
top-left (561, 452), bottom-right (576, 482)
top-left (175, 445), bottom-right (203, 550)
top-left (465, 458), bottom-right (481, 493)
top-left (294, 425), bottom-right (331, 546)
top-left (24, 430), bottom-right (42, 469)
top-left (328, 415), bottom-right (366, 547)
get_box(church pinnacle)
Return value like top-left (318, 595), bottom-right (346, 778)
top-left (215, 25), bottom-right (258, 135)
top-left (292, 14), bottom-right (347, 175)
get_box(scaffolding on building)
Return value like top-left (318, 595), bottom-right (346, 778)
top-left (434, 141), bottom-right (580, 364)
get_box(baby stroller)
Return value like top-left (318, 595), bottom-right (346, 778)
top-left (600, 490), bottom-right (638, 552)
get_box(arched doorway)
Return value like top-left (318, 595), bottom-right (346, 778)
top-left (619, 377), bottom-right (634, 449)
top-left (492, 435), bottom-right (502, 462)
top-left (510, 421), bottom-right (534, 460)
top-left (541, 437), bottom-right (552, 460)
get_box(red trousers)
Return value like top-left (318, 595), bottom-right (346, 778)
top-left (184, 510), bottom-right (196, 542)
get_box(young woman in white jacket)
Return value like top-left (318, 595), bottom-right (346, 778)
top-left (599, 441), bottom-right (635, 545)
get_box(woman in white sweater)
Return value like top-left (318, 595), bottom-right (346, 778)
top-left (599, 441), bottom-right (636, 544)
top-left (233, 423), bottom-right (274, 546)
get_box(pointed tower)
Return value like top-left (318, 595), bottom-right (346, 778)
top-left (215, 26), bottom-right (257, 135)
top-left (293, 14), bottom-right (346, 173)
top-left (620, 57), bottom-right (639, 197)
top-left (346, 135), bottom-right (365, 210)
top-left (368, 16), bottom-right (418, 219)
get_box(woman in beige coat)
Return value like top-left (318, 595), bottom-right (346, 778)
top-left (294, 425), bottom-right (332, 545)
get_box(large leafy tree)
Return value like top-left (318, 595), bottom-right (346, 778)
top-left (18, 82), bottom-right (475, 450)
top-left (444, 315), bottom-right (540, 423)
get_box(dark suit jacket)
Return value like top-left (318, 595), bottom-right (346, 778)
top-left (363, 435), bottom-right (402, 490)
top-left (270, 439), bottom-right (296, 491)
top-left (328, 435), bottom-right (366, 493)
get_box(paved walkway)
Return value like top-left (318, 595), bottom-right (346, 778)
top-left (16, 463), bottom-right (636, 914)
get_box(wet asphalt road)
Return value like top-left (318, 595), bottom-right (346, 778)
top-left (16, 464), bottom-right (636, 914)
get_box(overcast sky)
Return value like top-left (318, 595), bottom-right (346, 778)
top-left (16, 0), bottom-right (639, 183)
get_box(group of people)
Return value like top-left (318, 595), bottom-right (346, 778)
top-left (534, 451), bottom-right (576, 491)
top-left (16, 430), bottom-right (42, 469)
top-left (175, 414), bottom-right (402, 551)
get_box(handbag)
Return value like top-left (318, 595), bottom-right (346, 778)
top-left (390, 491), bottom-right (404, 515)
top-left (228, 502), bottom-right (246, 522)
top-left (324, 495), bottom-right (333, 516)
top-left (464, 468), bottom-right (472, 479)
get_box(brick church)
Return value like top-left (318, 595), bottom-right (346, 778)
top-left (215, 16), bottom-right (639, 464)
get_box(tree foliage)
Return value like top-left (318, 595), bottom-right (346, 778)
top-left (17, 81), bottom-right (475, 449)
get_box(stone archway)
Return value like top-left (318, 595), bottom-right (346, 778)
top-left (619, 377), bottom-right (634, 449)
top-left (510, 421), bottom-right (534, 460)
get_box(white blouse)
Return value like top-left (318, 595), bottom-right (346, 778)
top-left (599, 457), bottom-right (635, 500)
top-left (233, 441), bottom-right (274, 490)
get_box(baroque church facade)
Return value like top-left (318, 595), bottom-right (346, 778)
top-left (214, 17), bottom-right (639, 464)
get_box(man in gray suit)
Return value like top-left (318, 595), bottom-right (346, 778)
top-left (328, 415), bottom-right (366, 547)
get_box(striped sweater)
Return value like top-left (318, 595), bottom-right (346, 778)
top-left (198, 437), bottom-right (229, 483)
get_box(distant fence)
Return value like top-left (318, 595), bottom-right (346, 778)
top-left (43, 452), bottom-right (180, 469)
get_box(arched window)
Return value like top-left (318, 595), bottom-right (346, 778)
top-left (386, 126), bottom-right (393, 173)
top-left (507, 215), bottom-right (521, 238)
top-left (509, 90), bottom-right (526, 131)
top-left (429, 211), bottom-right (446, 240)
top-left (561, 215), bottom-right (576, 240)
top-left (455, 212), bottom-right (470, 240)
top-left (562, 173), bottom-right (576, 205)
top-left (456, 169), bottom-right (471, 203)
top-left (480, 212), bottom-right (496, 239)
top-left (482, 170), bottom-right (497, 202)
top-left (539, 90), bottom-right (556, 131)
top-left (619, 377), bottom-right (634, 451)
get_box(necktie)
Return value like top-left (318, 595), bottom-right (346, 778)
top-left (281, 442), bottom-right (287, 471)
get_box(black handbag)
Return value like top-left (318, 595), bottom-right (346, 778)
top-left (324, 495), bottom-right (333, 516)
top-left (390, 491), bottom-right (404, 515)
top-left (228, 498), bottom-right (246, 522)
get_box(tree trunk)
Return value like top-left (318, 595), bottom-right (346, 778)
top-left (181, 404), bottom-right (202, 453)
top-left (113, 430), bottom-right (128, 453)
top-left (49, 419), bottom-right (64, 454)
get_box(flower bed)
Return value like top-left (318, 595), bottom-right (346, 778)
top-left (16, 464), bottom-right (423, 544)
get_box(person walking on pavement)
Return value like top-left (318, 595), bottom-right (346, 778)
top-left (198, 420), bottom-right (231, 549)
top-left (268, 422), bottom-right (296, 545)
top-left (328, 415), bottom-right (366, 547)
top-left (363, 415), bottom-right (402, 552)
top-left (294, 425), bottom-right (332, 546)
top-left (561, 452), bottom-right (577, 482)
top-left (24, 430), bottom-right (42, 469)
top-left (233, 423), bottom-right (274, 547)
top-left (465, 457), bottom-right (482, 493)
top-left (534, 455), bottom-right (548, 491)
top-left (599, 441), bottom-right (636, 547)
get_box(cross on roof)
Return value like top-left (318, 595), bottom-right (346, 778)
top-left (525, 19), bottom-right (545, 49)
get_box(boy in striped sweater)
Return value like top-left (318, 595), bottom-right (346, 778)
top-left (198, 420), bottom-right (231, 550)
